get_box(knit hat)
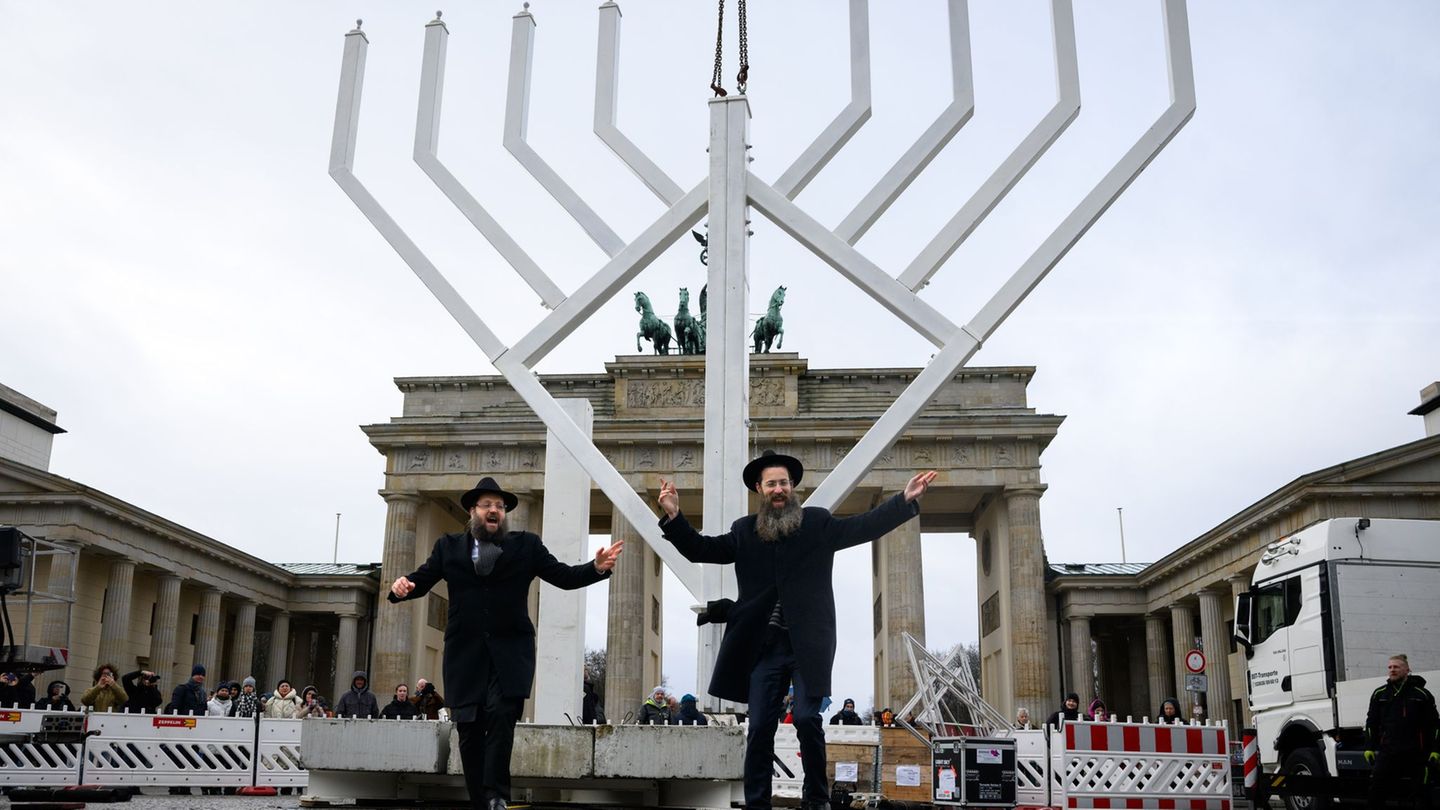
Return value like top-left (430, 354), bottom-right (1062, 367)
top-left (242, 676), bottom-right (256, 689)
top-left (1064, 691), bottom-right (1079, 702)
top-left (191, 664), bottom-right (206, 677)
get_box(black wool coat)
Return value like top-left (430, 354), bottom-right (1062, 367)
top-left (660, 493), bottom-right (918, 702)
top-left (389, 530), bottom-right (609, 705)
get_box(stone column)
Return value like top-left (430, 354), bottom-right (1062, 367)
top-left (96, 559), bottom-right (136, 668)
top-left (1006, 487), bottom-right (1049, 714)
top-left (290, 625), bottom-right (313, 690)
top-left (1068, 615), bottom-right (1093, 699)
top-left (229, 601), bottom-right (258, 680)
top-left (605, 509), bottom-right (646, 723)
top-left (41, 544), bottom-right (79, 649)
top-left (1170, 603), bottom-right (1197, 705)
top-left (1198, 588), bottom-right (1232, 725)
top-left (194, 588), bottom-right (223, 674)
top-left (373, 493), bottom-right (421, 701)
top-left (267, 612), bottom-right (291, 687)
top-left (882, 517), bottom-right (925, 708)
top-left (333, 614), bottom-right (360, 702)
top-left (1145, 613), bottom-right (1174, 710)
top-left (150, 575), bottom-right (183, 684)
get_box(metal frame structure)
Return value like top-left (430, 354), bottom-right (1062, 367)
top-left (329, 1), bottom-right (1194, 707)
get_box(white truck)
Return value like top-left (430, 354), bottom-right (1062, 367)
top-left (1233, 517), bottom-right (1440, 807)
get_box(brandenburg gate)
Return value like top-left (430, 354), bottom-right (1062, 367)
top-left (362, 352), bottom-right (1062, 720)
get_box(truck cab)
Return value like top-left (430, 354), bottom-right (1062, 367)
top-left (1233, 518), bottom-right (1440, 805)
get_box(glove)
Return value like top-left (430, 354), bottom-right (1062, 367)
top-left (1429, 751), bottom-right (1439, 767)
top-left (1363, 750), bottom-right (1376, 765)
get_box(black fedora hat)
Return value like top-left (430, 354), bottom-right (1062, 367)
top-left (742, 450), bottom-right (804, 491)
top-left (460, 477), bottom-right (519, 511)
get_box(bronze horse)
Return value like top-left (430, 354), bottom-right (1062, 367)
top-left (674, 288), bottom-right (703, 355)
top-left (750, 285), bottom-right (786, 353)
top-left (635, 291), bottom-right (673, 354)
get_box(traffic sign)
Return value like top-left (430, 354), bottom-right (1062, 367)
top-left (1185, 674), bottom-right (1208, 692)
top-left (1185, 649), bottom-right (1206, 674)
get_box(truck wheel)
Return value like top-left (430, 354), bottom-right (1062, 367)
top-left (1281, 747), bottom-right (1331, 810)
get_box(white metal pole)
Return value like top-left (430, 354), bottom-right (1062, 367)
top-left (1116, 507), bottom-right (1127, 563)
top-left (696, 94), bottom-right (751, 712)
top-left (333, 512), bottom-right (341, 564)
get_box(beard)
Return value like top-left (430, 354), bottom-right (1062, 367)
top-left (755, 496), bottom-right (803, 543)
top-left (468, 512), bottom-right (509, 539)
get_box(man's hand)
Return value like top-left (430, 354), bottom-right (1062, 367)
top-left (594, 540), bottom-right (625, 572)
top-left (1429, 751), bottom-right (1439, 767)
top-left (658, 479), bottom-right (680, 519)
top-left (903, 470), bottom-right (938, 503)
top-left (1363, 750), bottom-right (1376, 765)
top-left (391, 576), bottom-right (415, 598)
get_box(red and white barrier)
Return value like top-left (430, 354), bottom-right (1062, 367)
top-left (1060, 720), bottom-right (1231, 810)
top-left (1240, 729), bottom-right (1257, 799)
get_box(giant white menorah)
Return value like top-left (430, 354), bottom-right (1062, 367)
top-left (330, 1), bottom-right (1193, 708)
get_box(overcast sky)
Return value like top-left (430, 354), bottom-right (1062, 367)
top-left (2, 1), bottom-right (1436, 715)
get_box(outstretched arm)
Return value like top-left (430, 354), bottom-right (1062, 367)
top-left (657, 479), bottom-right (738, 564)
top-left (535, 537), bottom-right (620, 590)
top-left (829, 471), bottom-right (936, 551)
top-left (389, 537), bottom-right (447, 603)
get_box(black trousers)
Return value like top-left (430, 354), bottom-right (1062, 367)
top-left (454, 646), bottom-right (524, 808)
top-left (1367, 749), bottom-right (1428, 810)
top-left (743, 632), bottom-right (828, 809)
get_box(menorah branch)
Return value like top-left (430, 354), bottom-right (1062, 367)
top-left (505, 7), bottom-right (625, 257)
top-left (834, 0), bottom-right (974, 245)
top-left (900, 0), bottom-right (1080, 291)
top-left (415, 16), bottom-right (567, 309)
top-left (595, 2), bottom-right (686, 206)
top-left (771, 0), bottom-right (872, 199)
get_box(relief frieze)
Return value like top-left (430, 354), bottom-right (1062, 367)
top-left (622, 377), bottom-right (787, 410)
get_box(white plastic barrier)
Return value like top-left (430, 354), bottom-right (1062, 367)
top-left (0, 708), bottom-right (85, 785)
top-left (255, 717), bottom-right (307, 788)
top-left (84, 713), bottom-right (255, 788)
top-left (1060, 720), bottom-right (1231, 810)
top-left (1012, 728), bottom-right (1050, 806)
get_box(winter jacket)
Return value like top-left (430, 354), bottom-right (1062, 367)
top-left (413, 686), bottom-right (445, 720)
top-left (81, 680), bottom-right (130, 712)
top-left (207, 696), bottom-right (232, 717)
top-left (830, 708), bottom-right (863, 725)
top-left (122, 671), bottom-right (163, 714)
top-left (296, 686), bottom-right (329, 718)
top-left (581, 681), bottom-right (605, 724)
top-left (381, 697), bottom-right (420, 720)
top-left (36, 680), bottom-right (75, 711)
top-left (674, 695), bottom-right (708, 726)
top-left (637, 698), bottom-right (670, 725)
top-left (1365, 674), bottom-right (1439, 754)
top-left (1157, 697), bottom-right (1184, 725)
top-left (170, 678), bottom-right (208, 716)
top-left (0, 673), bottom-right (37, 708)
top-left (264, 691), bottom-right (304, 719)
top-left (333, 671), bottom-right (380, 718)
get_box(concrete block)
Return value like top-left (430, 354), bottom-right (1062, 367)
top-left (447, 724), bottom-right (595, 779)
top-left (593, 724), bottom-right (746, 780)
top-left (302, 718), bottom-right (451, 773)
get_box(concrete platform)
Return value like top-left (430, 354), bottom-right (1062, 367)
top-left (303, 720), bottom-right (743, 808)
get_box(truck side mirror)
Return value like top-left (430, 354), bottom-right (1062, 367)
top-left (1232, 591), bottom-right (1254, 657)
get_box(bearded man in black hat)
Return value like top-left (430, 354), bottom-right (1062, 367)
top-left (389, 476), bottom-right (624, 810)
top-left (657, 451), bottom-right (936, 810)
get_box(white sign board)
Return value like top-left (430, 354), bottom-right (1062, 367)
top-left (896, 765), bottom-right (922, 787)
top-left (1185, 673), bottom-right (1208, 692)
top-left (835, 762), bottom-right (858, 783)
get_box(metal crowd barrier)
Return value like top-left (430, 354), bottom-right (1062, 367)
top-left (0, 707), bottom-right (310, 790)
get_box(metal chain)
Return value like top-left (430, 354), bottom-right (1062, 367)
top-left (710, 0), bottom-right (728, 96)
top-left (736, 0), bottom-right (748, 93)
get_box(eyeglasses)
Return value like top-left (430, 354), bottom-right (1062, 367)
top-left (474, 500), bottom-right (508, 512)
top-left (761, 479), bottom-right (791, 489)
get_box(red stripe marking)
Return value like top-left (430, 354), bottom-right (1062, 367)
top-left (1158, 800), bottom-right (1175, 810)
top-left (1067, 723), bottom-right (1076, 750)
top-left (1155, 726), bottom-right (1172, 753)
top-left (1094, 799), bottom-right (1110, 809)
top-left (1068, 798), bottom-right (1078, 808)
top-left (1123, 724), bottom-right (1142, 752)
top-left (1186, 727), bottom-right (1203, 754)
top-left (1126, 799), bottom-right (1143, 809)
top-left (1093, 724), bottom-right (1109, 751)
